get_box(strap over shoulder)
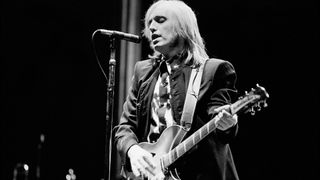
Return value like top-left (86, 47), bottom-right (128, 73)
top-left (180, 59), bottom-right (207, 131)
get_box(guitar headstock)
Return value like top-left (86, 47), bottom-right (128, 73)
top-left (231, 84), bottom-right (269, 115)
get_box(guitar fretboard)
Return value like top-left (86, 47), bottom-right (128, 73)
top-left (161, 115), bottom-right (218, 168)
top-left (160, 85), bottom-right (266, 169)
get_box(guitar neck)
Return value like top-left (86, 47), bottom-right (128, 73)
top-left (162, 115), bottom-right (219, 168)
top-left (161, 84), bottom-right (268, 169)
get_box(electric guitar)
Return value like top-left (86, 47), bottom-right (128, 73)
top-left (125, 84), bottom-right (269, 180)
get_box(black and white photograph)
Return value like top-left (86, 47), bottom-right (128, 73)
top-left (1, 0), bottom-right (318, 180)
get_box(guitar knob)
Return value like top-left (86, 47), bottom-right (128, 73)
top-left (13, 163), bottom-right (29, 180)
top-left (66, 169), bottom-right (76, 180)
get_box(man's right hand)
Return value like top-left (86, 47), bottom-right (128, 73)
top-left (127, 144), bottom-right (164, 179)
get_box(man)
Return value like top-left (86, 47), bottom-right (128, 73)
top-left (114, 0), bottom-right (239, 179)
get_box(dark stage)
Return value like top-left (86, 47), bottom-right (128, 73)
top-left (1, 0), bottom-right (318, 180)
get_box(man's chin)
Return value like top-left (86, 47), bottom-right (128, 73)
top-left (153, 44), bottom-right (166, 53)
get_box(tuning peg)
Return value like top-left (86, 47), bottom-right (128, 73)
top-left (250, 107), bottom-right (256, 115)
top-left (256, 103), bottom-right (261, 111)
top-left (263, 100), bottom-right (268, 107)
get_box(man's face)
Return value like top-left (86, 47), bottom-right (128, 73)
top-left (147, 4), bottom-right (180, 55)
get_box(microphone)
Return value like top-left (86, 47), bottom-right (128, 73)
top-left (97, 29), bottom-right (141, 43)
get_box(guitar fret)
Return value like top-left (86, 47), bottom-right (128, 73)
top-left (162, 154), bottom-right (168, 168)
top-left (201, 126), bottom-right (208, 137)
top-left (178, 144), bottom-right (186, 158)
top-left (168, 151), bottom-right (173, 165)
top-left (192, 134), bottom-right (195, 144)
top-left (175, 145), bottom-right (180, 159)
top-left (210, 120), bottom-right (216, 130)
top-left (194, 131), bottom-right (200, 143)
top-left (179, 144), bottom-right (184, 156)
top-left (185, 137), bottom-right (193, 151)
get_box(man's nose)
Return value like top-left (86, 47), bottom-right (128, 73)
top-left (149, 21), bottom-right (157, 33)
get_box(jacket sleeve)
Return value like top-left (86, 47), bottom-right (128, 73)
top-left (206, 60), bottom-right (239, 144)
top-left (113, 62), bottom-right (141, 174)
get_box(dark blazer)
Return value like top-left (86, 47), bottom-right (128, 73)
top-left (114, 58), bottom-right (239, 180)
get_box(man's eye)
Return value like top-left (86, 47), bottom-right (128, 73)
top-left (155, 17), bottom-right (166, 23)
top-left (158, 17), bottom-right (166, 23)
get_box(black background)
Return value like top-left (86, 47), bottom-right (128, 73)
top-left (1, 0), bottom-right (318, 180)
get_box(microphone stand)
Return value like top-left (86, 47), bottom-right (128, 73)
top-left (104, 36), bottom-right (116, 180)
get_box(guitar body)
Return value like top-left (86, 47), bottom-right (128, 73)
top-left (125, 125), bottom-right (187, 180)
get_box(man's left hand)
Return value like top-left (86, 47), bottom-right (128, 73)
top-left (213, 105), bottom-right (238, 131)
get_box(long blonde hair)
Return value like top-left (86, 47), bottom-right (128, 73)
top-left (143, 0), bottom-right (209, 66)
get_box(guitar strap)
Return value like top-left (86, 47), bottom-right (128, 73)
top-left (180, 60), bottom-right (206, 131)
